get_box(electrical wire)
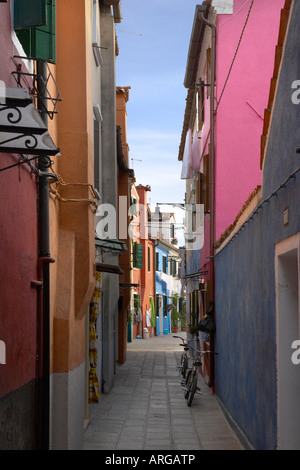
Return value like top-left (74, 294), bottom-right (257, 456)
top-left (216, 164), bottom-right (300, 254)
top-left (217, 0), bottom-right (251, 31)
top-left (216, 0), bottom-right (255, 112)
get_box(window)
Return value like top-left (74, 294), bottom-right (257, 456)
top-left (14, 0), bottom-right (56, 63)
top-left (162, 255), bottom-right (167, 274)
top-left (170, 223), bottom-right (175, 239)
top-left (92, 0), bottom-right (103, 66)
top-left (131, 196), bottom-right (138, 217)
top-left (206, 48), bottom-right (211, 98)
top-left (148, 246), bottom-right (151, 272)
top-left (196, 81), bottom-right (205, 131)
top-left (163, 295), bottom-right (167, 317)
top-left (133, 242), bottom-right (143, 269)
top-left (156, 251), bottom-right (159, 271)
top-left (169, 259), bottom-right (177, 277)
top-left (201, 153), bottom-right (210, 213)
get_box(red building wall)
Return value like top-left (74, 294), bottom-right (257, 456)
top-left (0, 3), bottom-right (39, 449)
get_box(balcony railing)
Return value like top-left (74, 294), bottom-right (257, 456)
top-left (12, 55), bottom-right (62, 120)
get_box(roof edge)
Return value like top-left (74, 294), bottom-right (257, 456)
top-left (183, 4), bottom-right (210, 89)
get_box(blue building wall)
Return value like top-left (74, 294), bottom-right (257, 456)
top-left (156, 245), bottom-right (169, 296)
top-left (156, 245), bottom-right (170, 333)
top-left (215, 3), bottom-right (300, 450)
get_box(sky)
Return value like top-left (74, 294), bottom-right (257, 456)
top-left (115, 0), bottom-right (201, 242)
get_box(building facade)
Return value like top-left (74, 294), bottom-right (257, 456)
top-left (179, 0), bottom-right (284, 387)
top-left (0, 1), bottom-right (46, 449)
top-left (0, 0), bottom-right (124, 450)
top-left (215, 0), bottom-right (300, 450)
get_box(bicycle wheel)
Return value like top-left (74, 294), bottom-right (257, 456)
top-left (184, 370), bottom-right (192, 399)
top-left (180, 352), bottom-right (185, 374)
top-left (187, 375), bottom-right (197, 407)
top-left (181, 353), bottom-right (188, 378)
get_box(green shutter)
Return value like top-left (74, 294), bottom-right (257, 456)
top-left (14, 0), bottom-right (47, 29)
top-left (133, 243), bottom-right (143, 269)
top-left (15, 0), bottom-right (56, 63)
top-left (170, 224), bottom-right (175, 238)
top-left (156, 252), bottom-right (159, 271)
top-left (148, 247), bottom-right (151, 272)
top-left (34, 0), bottom-right (56, 63)
top-left (163, 256), bottom-right (167, 273)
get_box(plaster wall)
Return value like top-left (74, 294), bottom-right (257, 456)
top-left (50, 362), bottom-right (85, 450)
top-left (215, 1), bottom-right (300, 449)
top-left (215, 0), bottom-right (284, 239)
top-left (0, 1), bottom-right (39, 448)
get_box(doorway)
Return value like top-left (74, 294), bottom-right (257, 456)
top-left (275, 233), bottom-right (300, 449)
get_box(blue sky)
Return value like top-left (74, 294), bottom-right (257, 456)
top-left (115, 1), bottom-right (200, 237)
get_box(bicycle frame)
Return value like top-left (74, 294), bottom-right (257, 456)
top-left (173, 335), bottom-right (193, 379)
top-left (183, 340), bottom-right (218, 406)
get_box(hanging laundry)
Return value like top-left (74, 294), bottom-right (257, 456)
top-left (192, 130), bottom-right (201, 173)
top-left (180, 129), bottom-right (193, 179)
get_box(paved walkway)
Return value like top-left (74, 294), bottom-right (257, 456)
top-left (83, 333), bottom-right (244, 451)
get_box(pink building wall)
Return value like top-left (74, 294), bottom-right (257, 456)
top-left (213, 0), bottom-right (285, 240)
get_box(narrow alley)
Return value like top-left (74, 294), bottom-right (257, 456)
top-left (83, 334), bottom-right (244, 451)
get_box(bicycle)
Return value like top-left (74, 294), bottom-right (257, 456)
top-left (184, 344), bottom-right (218, 407)
top-left (173, 335), bottom-right (193, 379)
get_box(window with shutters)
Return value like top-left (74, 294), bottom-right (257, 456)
top-left (94, 119), bottom-right (100, 193)
top-left (156, 251), bottom-right (159, 271)
top-left (14, 0), bottom-right (56, 64)
top-left (201, 152), bottom-right (210, 213)
top-left (162, 255), bottom-right (167, 274)
top-left (131, 196), bottom-right (138, 217)
top-left (170, 223), bottom-right (175, 239)
top-left (133, 242), bottom-right (143, 269)
top-left (197, 81), bottom-right (205, 132)
top-left (206, 48), bottom-right (211, 98)
top-left (148, 246), bottom-right (151, 272)
top-left (170, 259), bottom-right (177, 277)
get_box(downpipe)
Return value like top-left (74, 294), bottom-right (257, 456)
top-left (199, 12), bottom-right (216, 389)
top-left (36, 59), bottom-right (54, 450)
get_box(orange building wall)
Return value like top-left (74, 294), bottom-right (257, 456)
top-left (49, 0), bottom-right (95, 374)
top-left (136, 185), bottom-right (155, 338)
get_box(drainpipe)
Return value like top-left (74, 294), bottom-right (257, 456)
top-left (199, 11), bottom-right (216, 388)
top-left (36, 59), bottom-right (53, 450)
top-left (103, 0), bottom-right (122, 23)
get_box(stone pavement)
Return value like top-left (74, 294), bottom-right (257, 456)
top-left (83, 333), bottom-right (244, 451)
